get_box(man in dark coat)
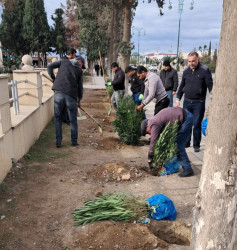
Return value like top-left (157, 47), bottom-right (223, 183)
top-left (47, 48), bottom-right (83, 147)
top-left (110, 62), bottom-right (125, 109)
top-left (175, 52), bottom-right (213, 152)
top-left (160, 60), bottom-right (178, 107)
top-left (125, 65), bottom-right (145, 105)
top-left (94, 64), bottom-right (100, 76)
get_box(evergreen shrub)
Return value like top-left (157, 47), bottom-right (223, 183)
top-left (112, 95), bottom-right (144, 145)
top-left (153, 121), bottom-right (179, 168)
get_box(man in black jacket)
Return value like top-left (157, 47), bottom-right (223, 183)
top-left (125, 65), bottom-right (145, 105)
top-left (160, 60), bottom-right (178, 107)
top-left (175, 52), bottom-right (213, 152)
top-left (110, 62), bottom-right (125, 109)
top-left (47, 48), bottom-right (83, 147)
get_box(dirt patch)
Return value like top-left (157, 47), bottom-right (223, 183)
top-left (149, 221), bottom-right (191, 246)
top-left (0, 88), bottom-right (195, 249)
top-left (72, 221), bottom-right (169, 250)
top-left (88, 161), bottom-right (144, 182)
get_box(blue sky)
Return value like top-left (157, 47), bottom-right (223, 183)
top-left (44, 0), bottom-right (223, 55)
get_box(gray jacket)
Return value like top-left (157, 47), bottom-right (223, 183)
top-left (160, 67), bottom-right (178, 91)
top-left (142, 71), bottom-right (167, 106)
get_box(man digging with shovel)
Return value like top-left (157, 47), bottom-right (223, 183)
top-left (47, 48), bottom-right (83, 148)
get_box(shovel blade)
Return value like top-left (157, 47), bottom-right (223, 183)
top-left (77, 116), bottom-right (87, 120)
top-left (77, 108), bottom-right (87, 120)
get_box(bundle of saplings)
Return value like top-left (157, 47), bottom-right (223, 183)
top-left (107, 84), bottom-right (114, 97)
top-left (73, 193), bottom-right (152, 226)
top-left (151, 121), bottom-right (179, 175)
top-left (105, 79), bottom-right (114, 97)
top-left (112, 95), bottom-right (144, 145)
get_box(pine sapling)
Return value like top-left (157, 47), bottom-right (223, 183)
top-left (112, 95), bottom-right (144, 145)
top-left (152, 121), bottom-right (179, 174)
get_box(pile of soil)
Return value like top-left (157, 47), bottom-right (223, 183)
top-left (88, 161), bottom-right (144, 182)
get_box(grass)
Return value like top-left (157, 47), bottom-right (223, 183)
top-left (23, 119), bottom-right (68, 162)
top-left (0, 182), bottom-right (7, 193)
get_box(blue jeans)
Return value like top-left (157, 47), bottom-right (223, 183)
top-left (54, 92), bottom-right (78, 145)
top-left (183, 99), bottom-right (205, 148)
top-left (132, 92), bottom-right (142, 105)
top-left (166, 90), bottom-right (173, 107)
top-left (111, 90), bottom-right (125, 109)
top-left (176, 111), bottom-right (193, 171)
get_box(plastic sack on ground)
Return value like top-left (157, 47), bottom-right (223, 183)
top-left (201, 117), bottom-right (208, 136)
top-left (160, 157), bottom-right (180, 176)
top-left (146, 194), bottom-right (177, 220)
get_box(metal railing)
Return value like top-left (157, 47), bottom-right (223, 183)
top-left (8, 79), bottom-right (28, 115)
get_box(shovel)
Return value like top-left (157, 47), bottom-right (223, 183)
top-left (77, 108), bottom-right (87, 120)
top-left (79, 107), bottom-right (103, 135)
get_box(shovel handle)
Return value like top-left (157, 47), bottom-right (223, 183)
top-left (42, 73), bottom-right (53, 83)
top-left (79, 107), bottom-right (100, 124)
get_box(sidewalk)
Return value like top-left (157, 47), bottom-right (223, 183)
top-left (83, 75), bottom-right (106, 89)
top-left (85, 75), bottom-right (204, 173)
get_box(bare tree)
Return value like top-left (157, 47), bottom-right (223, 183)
top-left (191, 1), bottom-right (237, 249)
top-left (62, 0), bottom-right (80, 48)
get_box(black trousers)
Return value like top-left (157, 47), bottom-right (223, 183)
top-left (154, 96), bottom-right (170, 115)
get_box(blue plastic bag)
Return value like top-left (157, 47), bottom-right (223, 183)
top-left (146, 194), bottom-right (177, 220)
top-left (201, 117), bottom-right (208, 136)
top-left (160, 157), bottom-right (180, 176)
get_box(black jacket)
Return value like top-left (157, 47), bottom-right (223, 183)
top-left (47, 57), bottom-right (83, 101)
top-left (112, 67), bottom-right (125, 91)
top-left (160, 67), bottom-right (178, 91)
top-left (130, 72), bottom-right (145, 94)
top-left (176, 63), bottom-right (213, 101)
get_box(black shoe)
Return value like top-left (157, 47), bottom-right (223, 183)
top-left (194, 147), bottom-right (200, 152)
top-left (71, 143), bottom-right (79, 147)
top-left (178, 169), bottom-right (194, 177)
top-left (56, 143), bottom-right (61, 148)
top-left (185, 143), bottom-right (190, 148)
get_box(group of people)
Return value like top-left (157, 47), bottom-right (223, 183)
top-left (47, 49), bottom-right (213, 178)
top-left (94, 64), bottom-right (103, 76)
top-left (109, 52), bottom-right (213, 177)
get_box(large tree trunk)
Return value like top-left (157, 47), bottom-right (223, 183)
top-left (119, 1), bottom-right (132, 70)
top-left (107, 0), bottom-right (119, 79)
top-left (191, 1), bottom-right (237, 249)
top-left (119, 1), bottom-right (132, 94)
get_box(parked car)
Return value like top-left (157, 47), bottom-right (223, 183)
top-left (148, 64), bottom-right (158, 72)
top-left (129, 64), bottom-right (137, 70)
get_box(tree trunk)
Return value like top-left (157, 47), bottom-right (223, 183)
top-left (107, 0), bottom-right (119, 79)
top-left (119, 1), bottom-right (132, 94)
top-left (119, 2), bottom-right (132, 71)
top-left (191, 1), bottom-right (237, 249)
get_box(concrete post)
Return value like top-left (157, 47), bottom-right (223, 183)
top-left (0, 75), bottom-right (12, 134)
top-left (13, 70), bottom-right (43, 106)
top-left (12, 55), bottom-right (43, 106)
top-left (38, 68), bottom-right (54, 94)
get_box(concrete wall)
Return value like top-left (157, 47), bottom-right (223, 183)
top-left (0, 70), bottom-right (54, 182)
